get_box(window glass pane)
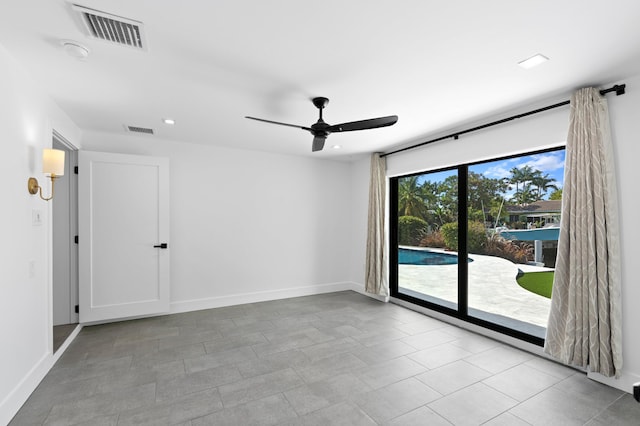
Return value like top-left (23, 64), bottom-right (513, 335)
top-left (467, 150), bottom-right (564, 338)
top-left (396, 169), bottom-right (459, 310)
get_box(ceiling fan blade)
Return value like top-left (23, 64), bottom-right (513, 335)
top-left (312, 135), bottom-right (326, 152)
top-left (327, 115), bottom-right (398, 133)
top-left (245, 116), bottom-right (312, 132)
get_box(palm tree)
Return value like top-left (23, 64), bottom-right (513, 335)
top-left (531, 173), bottom-right (558, 200)
top-left (549, 188), bottom-right (563, 200)
top-left (398, 176), bottom-right (429, 219)
top-left (508, 167), bottom-right (525, 194)
top-left (510, 184), bottom-right (537, 205)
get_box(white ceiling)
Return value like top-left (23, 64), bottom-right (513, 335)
top-left (2, 0), bottom-right (640, 159)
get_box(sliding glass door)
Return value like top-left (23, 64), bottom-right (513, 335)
top-left (395, 168), bottom-right (459, 310)
top-left (390, 147), bottom-right (565, 344)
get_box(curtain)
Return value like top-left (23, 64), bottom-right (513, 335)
top-left (365, 153), bottom-right (388, 296)
top-left (544, 88), bottom-right (622, 377)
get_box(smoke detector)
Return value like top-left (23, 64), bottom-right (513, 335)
top-left (72, 4), bottom-right (148, 51)
top-left (61, 40), bottom-right (90, 59)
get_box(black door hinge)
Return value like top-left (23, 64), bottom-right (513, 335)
top-left (74, 166), bottom-right (78, 174)
top-left (74, 235), bottom-right (78, 244)
top-left (75, 305), bottom-right (79, 314)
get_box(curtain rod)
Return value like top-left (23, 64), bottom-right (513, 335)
top-left (381, 84), bottom-right (626, 158)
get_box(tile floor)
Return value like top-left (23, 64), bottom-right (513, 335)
top-left (10, 291), bottom-right (640, 425)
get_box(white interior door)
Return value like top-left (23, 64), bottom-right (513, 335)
top-left (79, 151), bottom-right (170, 323)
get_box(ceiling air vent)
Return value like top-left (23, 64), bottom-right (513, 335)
top-left (126, 125), bottom-right (154, 135)
top-left (72, 4), bottom-right (147, 51)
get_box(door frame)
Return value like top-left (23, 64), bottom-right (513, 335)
top-left (49, 130), bottom-right (80, 352)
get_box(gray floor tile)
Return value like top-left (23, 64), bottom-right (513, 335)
top-left (384, 405), bottom-right (452, 426)
top-left (588, 393), bottom-right (640, 425)
top-left (400, 329), bottom-right (458, 350)
top-left (11, 291), bottom-right (638, 426)
top-left (415, 360), bottom-right (492, 395)
top-left (483, 412), bottom-right (532, 425)
top-left (43, 382), bottom-right (156, 425)
top-left (131, 342), bottom-right (206, 369)
top-left (351, 339), bottom-right (418, 365)
top-left (300, 337), bottom-right (365, 362)
top-left (283, 372), bottom-right (372, 416)
top-left (184, 346), bottom-right (258, 374)
top-left (290, 401), bottom-right (377, 426)
top-left (465, 344), bottom-right (533, 374)
top-left (509, 386), bottom-right (608, 425)
top-left (523, 356), bottom-right (578, 379)
top-left (236, 348), bottom-right (313, 378)
top-left (393, 316), bottom-right (448, 335)
top-left (157, 330), bottom-right (223, 351)
top-left (553, 373), bottom-right (624, 409)
top-left (295, 352), bottom-right (368, 383)
top-left (354, 377), bottom-right (442, 423)
top-left (203, 332), bottom-right (268, 353)
top-left (408, 342), bottom-right (474, 369)
top-left (482, 363), bottom-right (563, 401)
top-left (448, 333), bottom-right (503, 354)
top-left (354, 356), bottom-right (427, 389)
top-left (130, 359), bottom-right (187, 382)
top-left (41, 355), bottom-right (132, 386)
top-left (118, 387), bottom-right (223, 426)
top-left (156, 364), bottom-right (243, 403)
top-left (428, 382), bottom-right (518, 426)
top-left (72, 413), bottom-right (119, 426)
top-left (218, 368), bottom-right (305, 408)
top-left (192, 393), bottom-right (298, 426)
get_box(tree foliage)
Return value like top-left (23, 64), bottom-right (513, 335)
top-left (398, 216), bottom-right (429, 246)
top-left (440, 221), bottom-right (487, 252)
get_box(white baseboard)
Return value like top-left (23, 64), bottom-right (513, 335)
top-left (0, 352), bottom-right (51, 426)
top-left (1, 324), bottom-right (82, 425)
top-left (348, 282), bottom-right (390, 302)
top-left (170, 281), bottom-right (354, 314)
top-left (588, 370), bottom-right (640, 394)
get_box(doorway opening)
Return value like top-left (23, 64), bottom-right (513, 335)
top-left (52, 132), bottom-right (79, 352)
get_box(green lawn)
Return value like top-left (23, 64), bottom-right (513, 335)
top-left (516, 271), bottom-right (554, 299)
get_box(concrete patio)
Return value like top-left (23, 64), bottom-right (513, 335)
top-left (398, 248), bottom-right (553, 338)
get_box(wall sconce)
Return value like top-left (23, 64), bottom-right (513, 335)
top-left (27, 148), bottom-right (65, 201)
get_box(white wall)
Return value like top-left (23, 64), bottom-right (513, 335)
top-left (0, 44), bottom-right (81, 424)
top-left (377, 77), bottom-right (640, 393)
top-left (80, 132), bottom-right (354, 312)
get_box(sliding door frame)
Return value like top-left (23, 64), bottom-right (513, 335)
top-left (389, 147), bottom-right (566, 347)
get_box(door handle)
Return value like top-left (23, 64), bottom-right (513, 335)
top-left (154, 243), bottom-right (168, 249)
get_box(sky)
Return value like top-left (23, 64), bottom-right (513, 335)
top-left (414, 149), bottom-right (566, 200)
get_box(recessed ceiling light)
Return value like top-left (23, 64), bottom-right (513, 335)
top-left (332, 145), bottom-right (341, 149)
top-left (162, 118), bottom-right (175, 125)
top-left (517, 54), bottom-right (549, 69)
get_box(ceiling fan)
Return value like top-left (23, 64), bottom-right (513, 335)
top-left (245, 97), bottom-right (398, 152)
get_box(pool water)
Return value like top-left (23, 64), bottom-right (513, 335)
top-left (398, 248), bottom-right (472, 265)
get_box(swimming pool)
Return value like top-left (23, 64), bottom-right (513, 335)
top-left (398, 248), bottom-right (472, 265)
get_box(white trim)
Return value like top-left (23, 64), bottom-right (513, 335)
top-left (588, 370), bottom-right (640, 394)
top-left (170, 282), bottom-right (353, 314)
top-left (0, 324), bottom-right (82, 425)
top-left (349, 282), bottom-right (390, 302)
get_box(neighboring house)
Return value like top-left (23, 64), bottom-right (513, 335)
top-left (505, 200), bottom-right (562, 227)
